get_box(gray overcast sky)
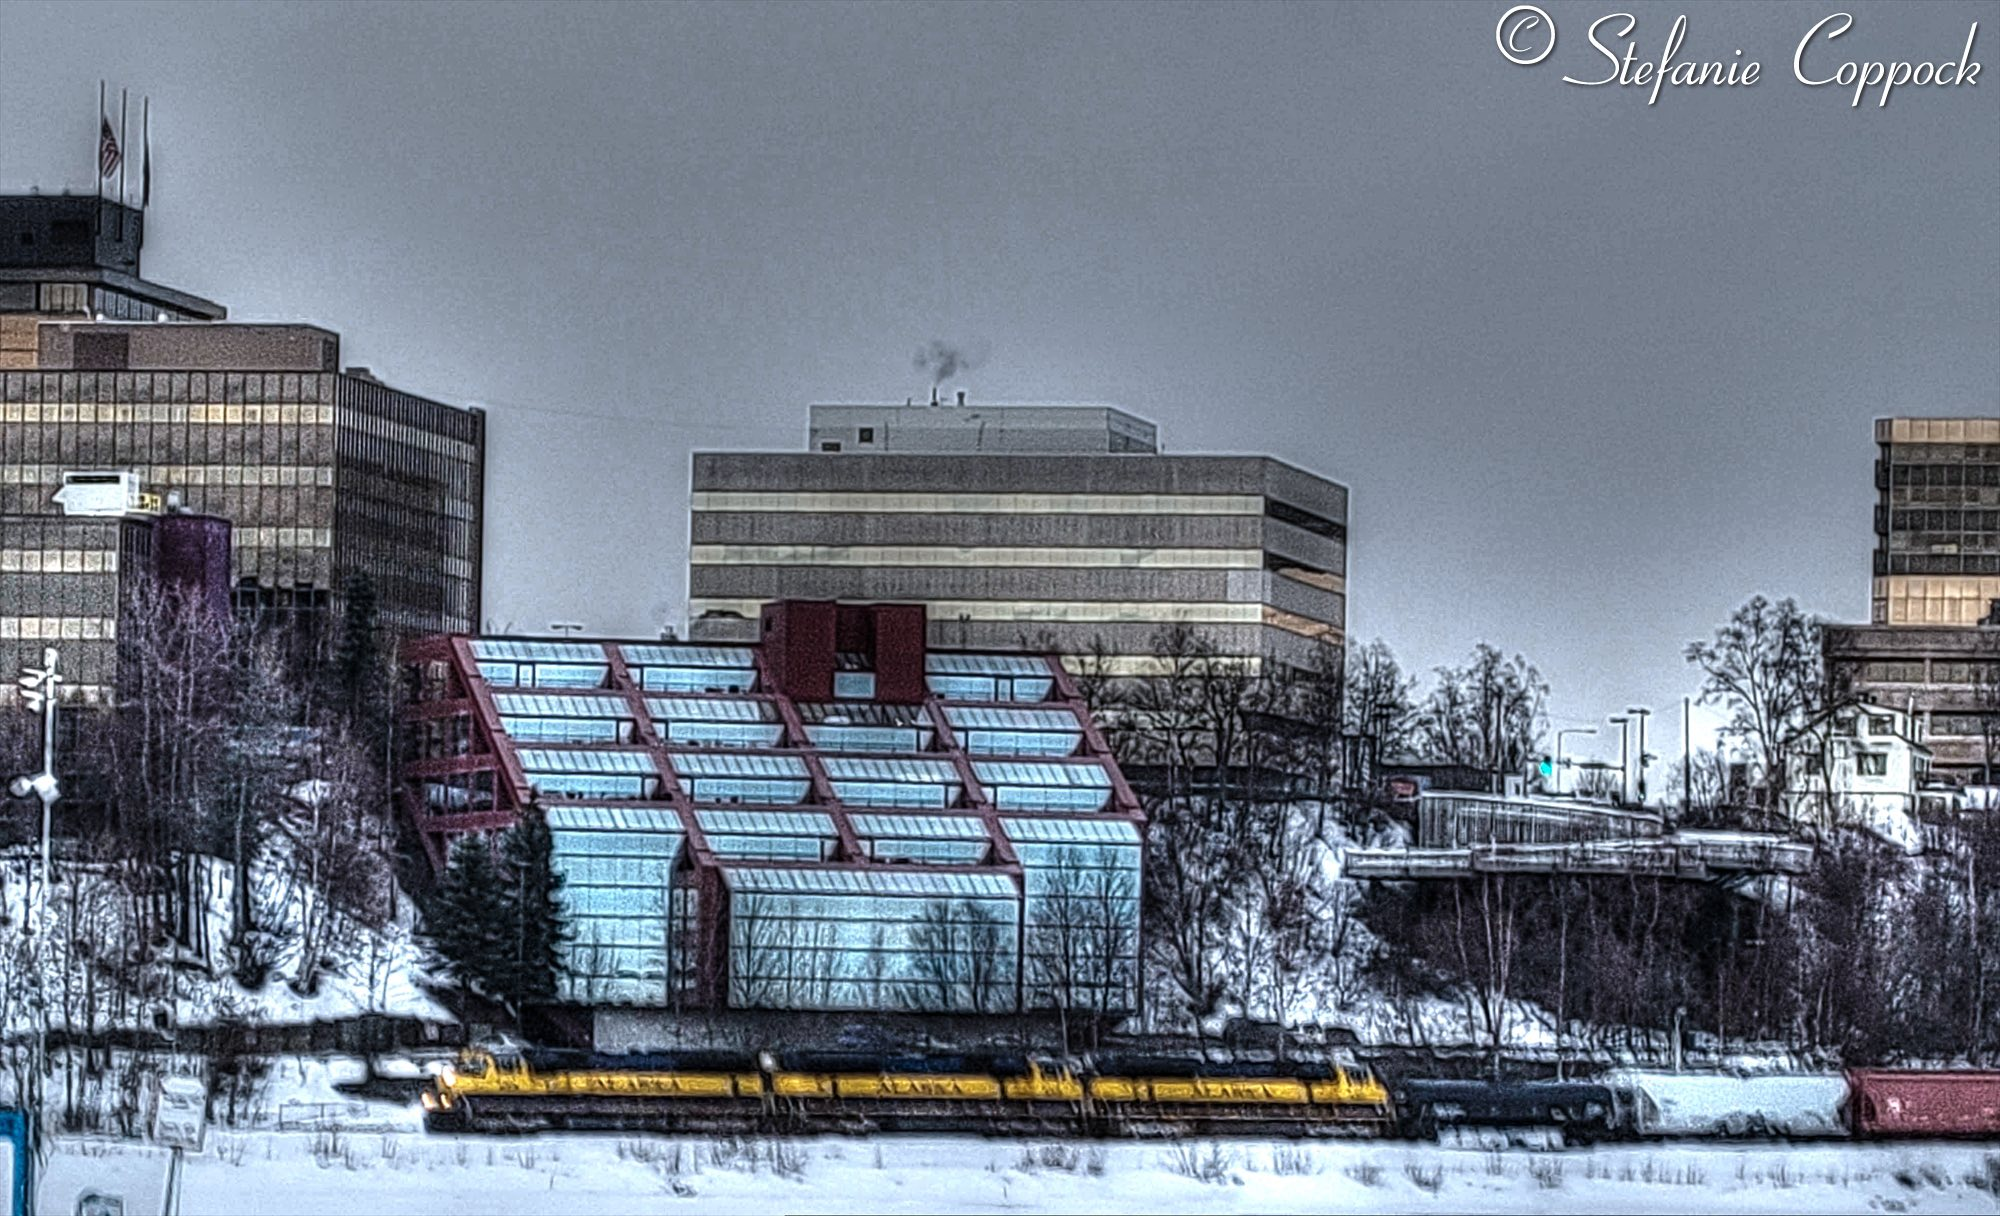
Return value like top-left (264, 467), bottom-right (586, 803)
top-left (2, 0), bottom-right (1996, 780)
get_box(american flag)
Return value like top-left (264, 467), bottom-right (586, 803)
top-left (99, 118), bottom-right (121, 179)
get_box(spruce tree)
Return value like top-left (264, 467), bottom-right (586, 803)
top-left (499, 802), bottom-right (571, 1008)
top-left (429, 835), bottom-right (510, 1003)
top-left (333, 573), bottom-right (384, 741)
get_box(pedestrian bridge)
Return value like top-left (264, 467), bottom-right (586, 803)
top-left (1342, 830), bottom-right (1814, 882)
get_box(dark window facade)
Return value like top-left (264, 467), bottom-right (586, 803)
top-left (0, 367), bottom-right (482, 642)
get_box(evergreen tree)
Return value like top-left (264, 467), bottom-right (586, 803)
top-left (498, 802), bottom-right (571, 1008)
top-left (334, 574), bottom-right (385, 741)
top-left (428, 835), bottom-right (510, 1003)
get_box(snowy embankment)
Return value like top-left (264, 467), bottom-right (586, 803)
top-left (0, 849), bottom-right (447, 1040)
top-left (32, 1131), bottom-right (2000, 1215)
top-left (1204, 808), bottom-right (1601, 1056)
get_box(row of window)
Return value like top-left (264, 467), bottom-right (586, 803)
top-left (1886, 485), bottom-right (2000, 507)
top-left (691, 543), bottom-right (1266, 570)
top-left (691, 490), bottom-right (1265, 516)
top-left (1885, 445), bottom-right (2000, 463)
top-left (692, 596), bottom-right (1268, 626)
top-left (1883, 463), bottom-right (2000, 488)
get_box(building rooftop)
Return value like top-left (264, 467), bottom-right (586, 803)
top-left (0, 194), bottom-right (226, 320)
top-left (807, 400), bottom-right (1159, 454)
top-left (399, 600), bottom-right (1142, 870)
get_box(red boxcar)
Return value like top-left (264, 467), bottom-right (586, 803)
top-left (1848, 1070), bottom-right (2000, 1137)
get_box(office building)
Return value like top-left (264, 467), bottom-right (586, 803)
top-left (0, 504), bottom-right (230, 691)
top-left (396, 600), bottom-right (1145, 1018)
top-left (1827, 417), bottom-right (2000, 784)
top-left (0, 193), bottom-right (485, 669)
top-left (688, 400), bottom-right (1347, 680)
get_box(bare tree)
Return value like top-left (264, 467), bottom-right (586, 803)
top-left (1342, 639), bottom-right (1415, 794)
top-left (1686, 596), bottom-right (1828, 810)
top-left (1027, 848), bottom-right (1139, 1049)
top-left (728, 893), bottom-right (794, 1008)
top-left (1417, 644), bottom-right (1548, 786)
top-left (906, 898), bottom-right (1014, 1013)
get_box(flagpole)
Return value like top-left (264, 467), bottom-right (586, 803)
top-left (118, 88), bottom-right (129, 239)
top-left (141, 96), bottom-right (151, 213)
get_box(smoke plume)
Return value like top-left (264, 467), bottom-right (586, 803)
top-left (914, 339), bottom-right (987, 386)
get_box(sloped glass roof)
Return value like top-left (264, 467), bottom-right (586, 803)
top-left (518, 748), bottom-right (658, 774)
top-left (494, 693), bottom-right (631, 718)
top-left (945, 706), bottom-right (1081, 731)
top-left (721, 866), bottom-right (1019, 899)
top-left (647, 697), bottom-right (775, 722)
top-left (973, 760), bottom-right (1112, 788)
top-left (696, 810), bottom-right (837, 837)
top-left (1001, 817), bottom-right (1141, 845)
top-left (622, 645), bottom-right (757, 668)
top-left (927, 653), bottom-right (1051, 676)
top-left (471, 640), bottom-right (607, 663)
top-left (849, 814), bottom-right (994, 839)
top-left (821, 757), bottom-right (962, 783)
top-left (795, 702), bottom-right (926, 725)
top-left (546, 807), bottom-right (687, 833)
top-left (669, 752), bottom-right (810, 778)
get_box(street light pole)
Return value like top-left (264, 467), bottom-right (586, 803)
top-left (1609, 715), bottom-right (1631, 806)
top-left (1682, 697), bottom-right (1693, 821)
top-left (1555, 728), bottom-right (1597, 798)
top-left (14, 647), bottom-right (62, 1161)
top-left (1627, 706), bottom-right (1653, 806)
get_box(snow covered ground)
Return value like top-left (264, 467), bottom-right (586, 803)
top-left (30, 1130), bottom-right (2000, 1215)
top-left (0, 851), bottom-right (447, 1040)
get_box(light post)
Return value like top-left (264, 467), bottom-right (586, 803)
top-left (1715, 725), bottom-right (1750, 812)
top-left (1609, 715), bottom-right (1631, 806)
top-left (1626, 706), bottom-right (1653, 806)
top-left (12, 647), bottom-right (61, 1161)
top-left (1555, 728), bottom-right (1596, 797)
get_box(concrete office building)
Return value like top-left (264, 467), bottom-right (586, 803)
top-left (0, 193), bottom-right (485, 672)
top-left (1826, 418), bottom-right (2000, 784)
top-left (688, 400), bottom-right (1348, 679)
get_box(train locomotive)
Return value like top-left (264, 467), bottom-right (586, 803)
top-left (422, 1046), bottom-right (1394, 1138)
top-left (423, 1047), bottom-right (2000, 1145)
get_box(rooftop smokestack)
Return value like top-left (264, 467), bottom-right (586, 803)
top-left (957, 390), bottom-right (966, 407)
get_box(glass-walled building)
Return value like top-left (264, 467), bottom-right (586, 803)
top-left (397, 600), bottom-right (1146, 1017)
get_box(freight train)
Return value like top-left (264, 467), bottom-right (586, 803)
top-left (420, 1047), bottom-right (2000, 1144)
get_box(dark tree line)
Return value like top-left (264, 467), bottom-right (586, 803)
top-left (1359, 820), bottom-right (2000, 1067)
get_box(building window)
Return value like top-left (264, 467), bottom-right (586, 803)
top-left (858, 427), bottom-right (875, 443)
top-left (1868, 715), bottom-right (1894, 736)
top-left (833, 671), bottom-right (876, 699)
top-left (820, 441), bottom-right (841, 452)
top-left (1858, 752), bottom-right (1888, 777)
